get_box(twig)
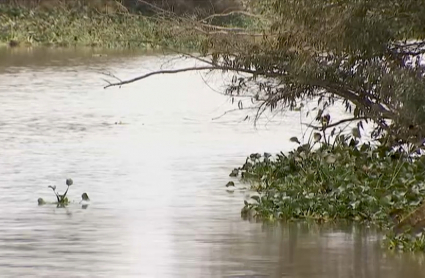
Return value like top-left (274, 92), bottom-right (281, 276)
top-left (201, 11), bottom-right (267, 23)
top-left (101, 78), bottom-right (112, 86)
top-left (101, 71), bottom-right (123, 82)
top-left (253, 102), bottom-right (268, 127)
top-left (193, 26), bottom-right (264, 37)
top-left (211, 107), bottom-right (258, 120)
top-left (303, 117), bottom-right (369, 130)
top-left (199, 24), bottom-right (250, 32)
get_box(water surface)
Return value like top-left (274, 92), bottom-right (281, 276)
top-left (0, 47), bottom-right (423, 278)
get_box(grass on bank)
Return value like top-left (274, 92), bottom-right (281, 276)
top-left (230, 130), bottom-right (425, 252)
top-left (0, 5), bottom-right (196, 49)
top-left (0, 5), bottom-right (263, 49)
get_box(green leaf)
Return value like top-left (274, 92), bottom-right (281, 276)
top-left (290, 137), bottom-right (301, 144)
top-left (251, 195), bottom-right (261, 203)
top-left (81, 193), bottom-right (90, 201)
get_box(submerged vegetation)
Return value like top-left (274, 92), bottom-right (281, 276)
top-left (38, 178), bottom-right (90, 208)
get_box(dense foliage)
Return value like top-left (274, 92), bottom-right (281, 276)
top-left (231, 130), bottom-right (425, 251)
top-left (0, 1), bottom-right (258, 48)
top-left (200, 0), bottom-right (425, 145)
top-left (238, 140), bottom-right (424, 223)
top-left (3, 0), bottom-right (243, 15)
top-left (0, 5), bottom-right (209, 48)
top-left (201, 2), bottom-right (425, 251)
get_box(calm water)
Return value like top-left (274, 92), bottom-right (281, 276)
top-left (0, 47), bottom-right (424, 278)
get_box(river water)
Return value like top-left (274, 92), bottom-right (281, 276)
top-left (0, 47), bottom-right (424, 278)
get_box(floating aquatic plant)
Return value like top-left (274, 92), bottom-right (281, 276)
top-left (38, 178), bottom-right (90, 208)
top-left (232, 127), bottom-right (425, 251)
top-left (81, 193), bottom-right (90, 201)
top-left (226, 181), bottom-right (235, 187)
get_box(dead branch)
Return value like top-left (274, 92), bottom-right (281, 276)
top-left (103, 63), bottom-right (282, 88)
top-left (200, 10), bottom-right (268, 23)
top-left (104, 66), bottom-right (216, 88)
top-left (193, 26), bottom-right (264, 37)
top-left (211, 107), bottom-right (259, 120)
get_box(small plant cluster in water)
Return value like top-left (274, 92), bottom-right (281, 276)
top-left (38, 178), bottom-right (90, 208)
top-left (230, 133), bottom-right (425, 252)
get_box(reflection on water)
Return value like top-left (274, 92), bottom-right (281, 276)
top-left (0, 46), bottom-right (424, 277)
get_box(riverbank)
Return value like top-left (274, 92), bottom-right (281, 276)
top-left (231, 133), bottom-right (425, 252)
top-left (0, 5), bottom-right (201, 49)
top-left (0, 5), bottom-right (259, 49)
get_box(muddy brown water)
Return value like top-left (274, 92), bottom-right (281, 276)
top-left (0, 47), bottom-right (424, 278)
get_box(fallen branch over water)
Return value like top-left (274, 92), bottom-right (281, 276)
top-left (103, 64), bottom-right (282, 88)
top-left (104, 66), bottom-right (217, 88)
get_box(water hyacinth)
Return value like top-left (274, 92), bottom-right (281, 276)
top-left (81, 193), bottom-right (90, 201)
top-left (226, 181), bottom-right (235, 187)
top-left (313, 133), bottom-right (322, 142)
top-left (234, 133), bottom-right (425, 252)
top-left (38, 178), bottom-right (90, 208)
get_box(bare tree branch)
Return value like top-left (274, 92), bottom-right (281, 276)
top-left (193, 26), bottom-right (264, 37)
top-left (101, 71), bottom-right (123, 82)
top-left (211, 107), bottom-right (258, 120)
top-left (104, 66), bottom-right (218, 88)
top-left (304, 117), bottom-right (370, 130)
top-left (103, 64), bottom-right (283, 88)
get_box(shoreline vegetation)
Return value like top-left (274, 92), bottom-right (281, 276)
top-left (0, 0), bottom-right (262, 49)
top-left (229, 127), bottom-right (425, 252)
